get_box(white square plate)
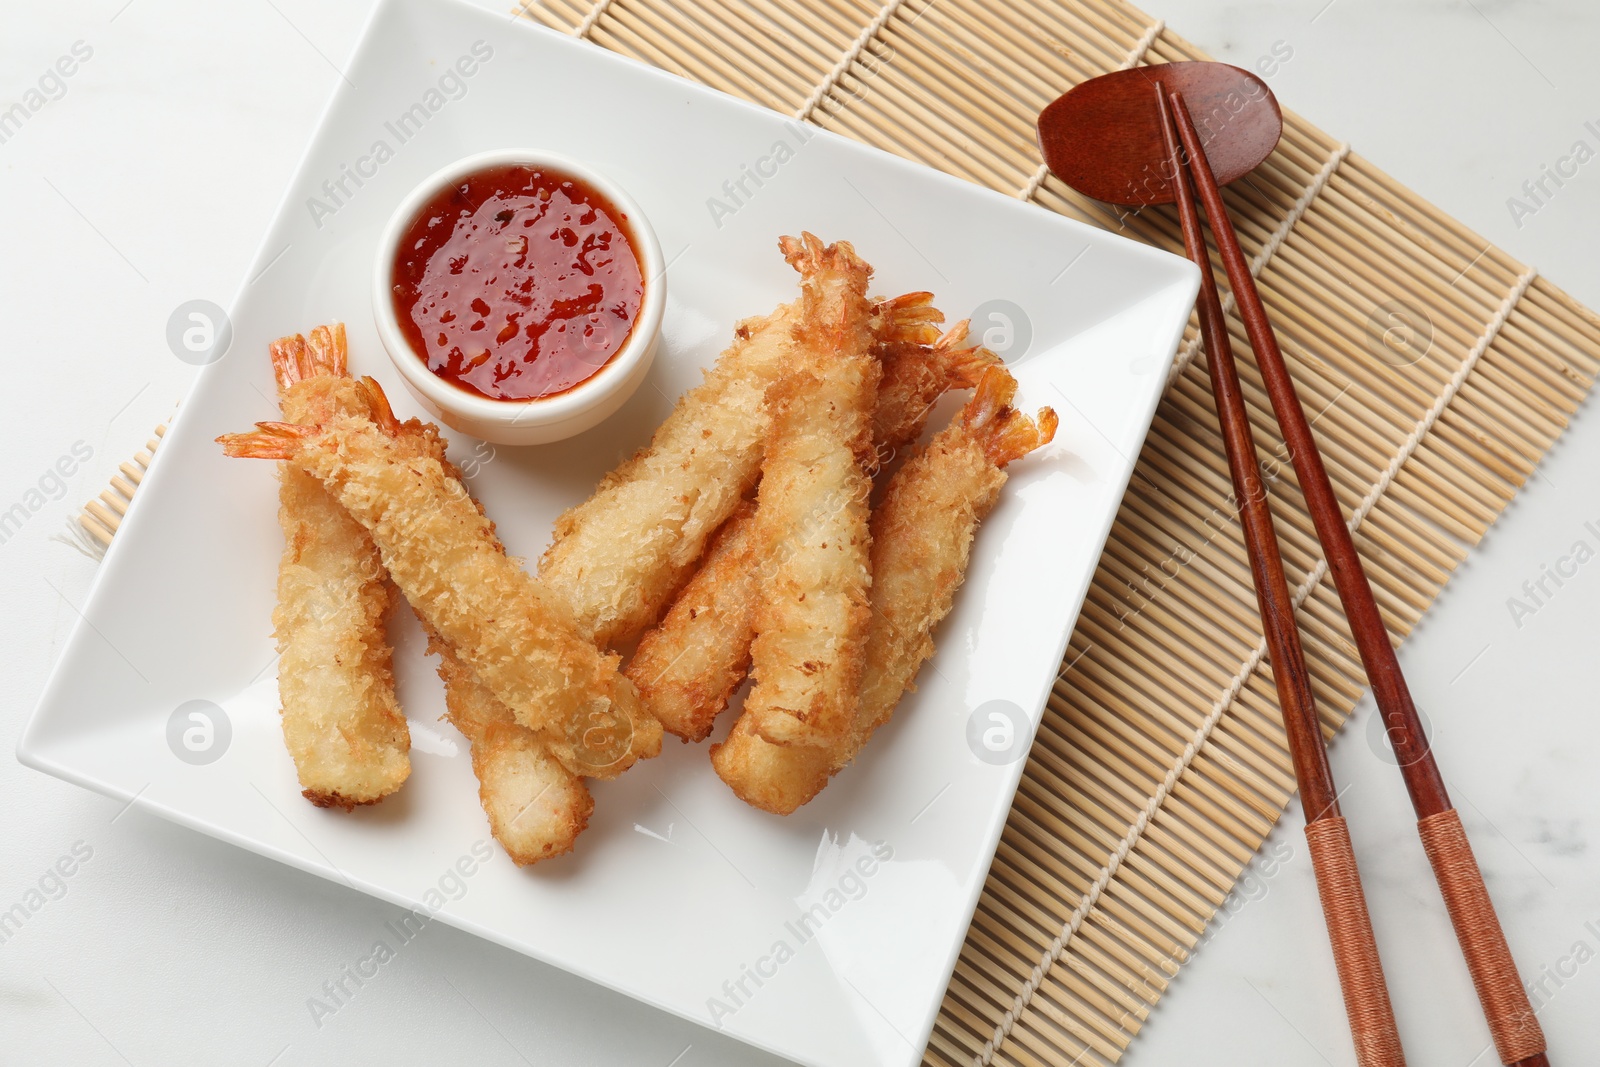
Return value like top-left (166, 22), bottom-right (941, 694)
top-left (18, 2), bottom-right (1198, 1064)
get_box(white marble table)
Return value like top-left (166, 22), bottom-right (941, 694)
top-left (2, 1), bottom-right (1594, 1063)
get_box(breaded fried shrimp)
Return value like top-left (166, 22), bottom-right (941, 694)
top-left (259, 325), bottom-right (586, 853)
top-left (401, 430), bottom-right (593, 863)
top-left (538, 263), bottom-right (941, 650)
top-left (630, 321), bottom-right (994, 742)
top-left (219, 379), bottom-right (662, 780)
top-left (713, 365), bottom-right (1057, 813)
top-left (537, 303), bottom-right (797, 649)
top-left (268, 325), bottom-right (410, 809)
top-left (839, 366), bottom-right (1056, 761)
top-left (742, 234), bottom-right (879, 749)
top-left (626, 500), bottom-right (759, 742)
top-left (428, 633), bottom-right (593, 864)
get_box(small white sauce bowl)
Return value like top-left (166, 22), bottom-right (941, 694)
top-left (372, 148), bottom-right (665, 446)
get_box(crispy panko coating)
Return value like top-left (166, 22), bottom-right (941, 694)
top-left (743, 234), bottom-right (880, 749)
top-left (396, 424), bottom-right (593, 864)
top-left (626, 500), bottom-right (759, 742)
top-left (713, 365), bottom-right (1057, 813)
top-left (630, 322), bottom-right (996, 742)
top-left (428, 632), bottom-right (593, 864)
top-left (537, 303), bottom-right (797, 649)
top-left (538, 261), bottom-right (942, 651)
top-left (268, 326), bottom-right (410, 810)
top-left (220, 379), bottom-right (662, 781)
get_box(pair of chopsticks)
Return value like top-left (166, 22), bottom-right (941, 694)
top-left (1155, 86), bottom-right (1549, 1067)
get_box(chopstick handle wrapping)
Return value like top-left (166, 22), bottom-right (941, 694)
top-left (1155, 87), bottom-right (1406, 1067)
top-left (1164, 89), bottom-right (1547, 1067)
top-left (1304, 817), bottom-right (1407, 1067)
top-left (1419, 810), bottom-right (1549, 1065)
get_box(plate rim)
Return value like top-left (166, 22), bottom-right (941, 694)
top-left (18, 1), bottom-right (1202, 1063)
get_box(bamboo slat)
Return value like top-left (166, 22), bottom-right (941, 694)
top-left (77, 425), bottom-right (164, 550)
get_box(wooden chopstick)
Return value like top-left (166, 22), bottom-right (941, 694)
top-left (1167, 87), bottom-right (1549, 1067)
top-left (1156, 84), bottom-right (1407, 1067)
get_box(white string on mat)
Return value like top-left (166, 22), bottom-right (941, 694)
top-left (794, 0), bottom-right (913, 124)
top-left (575, 0), bottom-right (615, 40)
top-left (1018, 18), bottom-right (1165, 202)
top-left (1351, 265), bottom-right (1537, 528)
top-left (1164, 142), bottom-right (1351, 391)
top-left (1017, 164), bottom-right (1052, 205)
top-left (974, 265), bottom-right (1538, 1067)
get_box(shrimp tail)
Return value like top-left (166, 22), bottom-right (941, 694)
top-left (306, 324), bottom-right (349, 378)
top-left (935, 317), bottom-right (971, 353)
top-left (777, 232), bottom-right (820, 273)
top-left (270, 324), bottom-right (348, 393)
top-left (936, 319), bottom-right (1003, 389)
top-left (217, 422), bottom-right (315, 460)
top-left (961, 366), bottom-right (1057, 467)
top-left (269, 335), bottom-right (308, 394)
top-left (356, 376), bottom-right (403, 436)
top-left (780, 232), bottom-right (872, 288)
top-left (964, 363), bottom-right (1017, 420)
top-left (873, 290), bottom-right (943, 349)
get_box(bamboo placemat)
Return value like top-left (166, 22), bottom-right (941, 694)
top-left (78, 424), bottom-right (165, 552)
top-left (86, 1), bottom-right (1599, 1062)
top-left (509, 1), bottom-right (1599, 1063)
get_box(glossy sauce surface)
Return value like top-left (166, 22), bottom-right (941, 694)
top-left (392, 164), bottom-right (643, 401)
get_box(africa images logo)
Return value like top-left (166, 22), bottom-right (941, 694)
top-left (706, 839), bottom-right (893, 1026)
top-left (304, 40), bottom-right (495, 229)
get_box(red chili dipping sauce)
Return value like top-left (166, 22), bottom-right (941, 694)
top-left (391, 164), bottom-right (644, 401)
